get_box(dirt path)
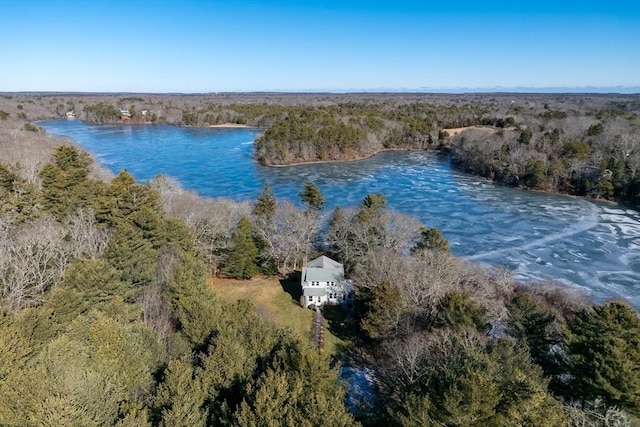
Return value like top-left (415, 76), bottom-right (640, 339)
top-left (311, 309), bottom-right (325, 352)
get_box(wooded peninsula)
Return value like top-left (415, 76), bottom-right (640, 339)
top-left (0, 92), bottom-right (638, 426)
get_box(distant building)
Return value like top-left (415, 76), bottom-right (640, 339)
top-left (120, 109), bottom-right (131, 119)
top-left (65, 111), bottom-right (75, 120)
top-left (300, 255), bottom-right (353, 309)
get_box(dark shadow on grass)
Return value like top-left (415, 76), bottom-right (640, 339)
top-left (279, 271), bottom-right (302, 304)
top-left (323, 305), bottom-right (357, 343)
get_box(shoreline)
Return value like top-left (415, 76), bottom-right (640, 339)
top-left (46, 119), bottom-right (257, 129)
top-left (208, 123), bottom-right (254, 128)
top-left (261, 125), bottom-right (491, 168)
top-left (264, 147), bottom-right (430, 168)
top-left (264, 147), bottom-right (634, 208)
top-left (38, 118), bottom-right (636, 208)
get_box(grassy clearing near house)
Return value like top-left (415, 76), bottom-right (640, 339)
top-left (211, 276), bottom-right (350, 356)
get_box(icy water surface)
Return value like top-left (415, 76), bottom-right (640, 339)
top-left (42, 120), bottom-right (640, 308)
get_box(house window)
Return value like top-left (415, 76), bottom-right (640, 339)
top-left (309, 296), bottom-right (313, 302)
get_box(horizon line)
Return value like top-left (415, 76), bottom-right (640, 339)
top-left (2, 86), bottom-right (639, 96)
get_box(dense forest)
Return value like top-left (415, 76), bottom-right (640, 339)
top-left (0, 95), bottom-right (639, 425)
top-left (0, 123), bottom-right (355, 425)
top-left (1, 92), bottom-right (638, 203)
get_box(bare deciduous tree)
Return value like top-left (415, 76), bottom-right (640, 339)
top-left (139, 284), bottom-right (173, 352)
top-left (0, 216), bottom-right (71, 311)
top-left (252, 200), bottom-right (322, 274)
top-left (189, 198), bottom-right (251, 276)
top-left (379, 332), bottom-right (431, 390)
top-left (151, 176), bottom-right (252, 276)
top-left (64, 208), bottom-right (110, 260)
top-left (456, 261), bottom-right (515, 319)
top-left (565, 403), bottom-right (631, 427)
top-left (355, 249), bottom-right (461, 311)
top-left (327, 206), bottom-right (422, 271)
top-left (402, 250), bottom-right (461, 317)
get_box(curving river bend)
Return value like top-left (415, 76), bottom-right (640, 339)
top-left (42, 120), bottom-right (640, 309)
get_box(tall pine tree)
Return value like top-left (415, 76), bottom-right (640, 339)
top-left (40, 145), bottom-right (96, 218)
top-left (567, 301), bottom-right (640, 414)
top-left (253, 183), bottom-right (276, 217)
top-left (299, 181), bottom-right (325, 211)
top-left (222, 217), bottom-right (258, 280)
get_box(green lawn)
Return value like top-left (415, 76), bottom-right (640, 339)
top-left (212, 276), bottom-right (351, 356)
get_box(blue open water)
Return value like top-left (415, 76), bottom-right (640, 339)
top-left (41, 120), bottom-right (640, 309)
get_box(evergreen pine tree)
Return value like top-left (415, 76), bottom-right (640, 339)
top-left (434, 291), bottom-right (487, 331)
top-left (567, 301), bottom-right (640, 414)
top-left (104, 222), bottom-right (157, 288)
top-left (40, 145), bottom-right (96, 218)
top-left (253, 183), bottom-right (276, 217)
top-left (222, 217), bottom-right (258, 280)
top-left (506, 292), bottom-right (565, 381)
top-left (412, 227), bottom-right (450, 253)
top-left (299, 181), bottom-right (325, 211)
top-left (356, 193), bottom-right (387, 222)
top-left (96, 170), bottom-right (160, 226)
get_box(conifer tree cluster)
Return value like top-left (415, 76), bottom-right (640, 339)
top-left (0, 145), bottom-right (356, 426)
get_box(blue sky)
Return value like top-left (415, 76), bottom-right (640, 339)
top-left (0, 0), bottom-right (638, 92)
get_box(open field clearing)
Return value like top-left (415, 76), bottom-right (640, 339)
top-left (211, 276), bottom-right (350, 355)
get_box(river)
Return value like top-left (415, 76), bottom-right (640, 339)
top-left (41, 120), bottom-right (640, 309)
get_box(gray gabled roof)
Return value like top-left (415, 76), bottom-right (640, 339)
top-left (303, 287), bottom-right (327, 297)
top-left (303, 267), bottom-right (344, 283)
top-left (302, 255), bottom-right (344, 283)
top-left (306, 255), bottom-right (342, 269)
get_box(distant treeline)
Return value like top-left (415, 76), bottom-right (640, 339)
top-left (1, 92), bottom-right (638, 203)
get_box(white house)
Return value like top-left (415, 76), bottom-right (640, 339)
top-left (301, 255), bottom-right (353, 309)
